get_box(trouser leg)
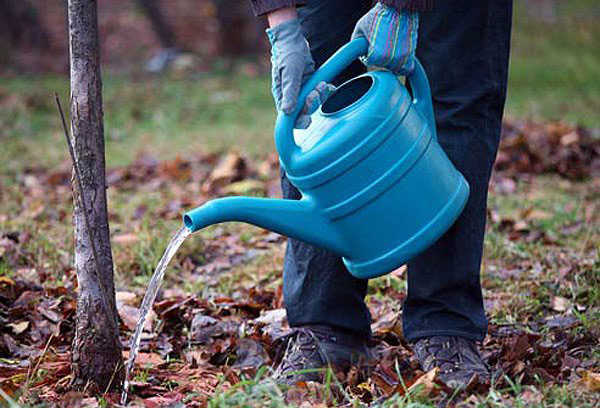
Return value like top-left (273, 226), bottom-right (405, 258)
top-left (403, 0), bottom-right (513, 341)
top-left (137, 0), bottom-right (178, 49)
top-left (281, 0), bottom-right (372, 338)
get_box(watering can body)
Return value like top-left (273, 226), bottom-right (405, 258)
top-left (184, 38), bottom-right (469, 279)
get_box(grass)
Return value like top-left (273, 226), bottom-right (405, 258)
top-left (481, 175), bottom-right (599, 334)
top-left (509, 0), bottom-right (600, 127)
top-left (206, 367), bottom-right (600, 408)
top-left (0, 71), bottom-right (275, 173)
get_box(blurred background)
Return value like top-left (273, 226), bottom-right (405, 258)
top-left (0, 0), bottom-right (598, 172)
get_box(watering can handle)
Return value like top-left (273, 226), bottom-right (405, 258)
top-left (275, 37), bottom-right (435, 170)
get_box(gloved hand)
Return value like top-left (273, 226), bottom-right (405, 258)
top-left (351, 3), bottom-right (419, 75)
top-left (267, 19), bottom-right (334, 129)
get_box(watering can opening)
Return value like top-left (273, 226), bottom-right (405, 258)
top-left (183, 214), bottom-right (194, 230)
top-left (322, 76), bottom-right (373, 115)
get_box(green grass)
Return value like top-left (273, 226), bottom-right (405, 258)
top-left (0, 71), bottom-right (275, 173)
top-left (508, 0), bottom-right (600, 127)
top-left (481, 176), bottom-right (599, 332)
top-left (202, 368), bottom-right (600, 408)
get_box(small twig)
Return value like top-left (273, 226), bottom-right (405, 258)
top-left (55, 93), bottom-right (118, 333)
top-left (21, 335), bottom-right (54, 399)
top-left (104, 360), bottom-right (123, 395)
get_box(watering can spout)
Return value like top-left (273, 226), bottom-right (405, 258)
top-left (183, 197), bottom-right (347, 256)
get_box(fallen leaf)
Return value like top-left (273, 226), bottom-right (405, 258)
top-left (118, 305), bottom-right (154, 332)
top-left (551, 296), bottom-right (571, 312)
top-left (560, 131), bottom-right (579, 146)
top-left (521, 207), bottom-right (551, 221)
top-left (8, 321), bottom-right (29, 335)
top-left (371, 311), bottom-right (403, 339)
top-left (190, 314), bottom-right (239, 344)
top-left (116, 291), bottom-right (137, 306)
top-left (113, 233), bottom-right (138, 245)
top-left (544, 315), bottom-right (579, 329)
top-left (79, 397), bottom-right (99, 408)
top-left (560, 221), bottom-right (584, 236)
top-left (143, 395), bottom-right (182, 408)
top-left (520, 386), bottom-right (543, 405)
top-left (253, 308), bottom-right (286, 326)
top-left (504, 335), bottom-right (532, 362)
top-left (579, 370), bottom-right (600, 392)
top-left (202, 152), bottom-right (247, 193)
top-left (408, 368), bottom-right (440, 397)
top-left (392, 265), bottom-right (407, 277)
top-left (232, 338), bottom-right (268, 369)
top-left (123, 351), bottom-right (164, 368)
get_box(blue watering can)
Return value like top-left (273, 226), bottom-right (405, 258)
top-left (184, 38), bottom-right (469, 279)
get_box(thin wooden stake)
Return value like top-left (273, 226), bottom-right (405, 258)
top-left (55, 92), bottom-right (118, 332)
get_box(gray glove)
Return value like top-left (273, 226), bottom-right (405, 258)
top-left (267, 19), bottom-right (318, 129)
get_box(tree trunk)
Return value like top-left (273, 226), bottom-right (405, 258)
top-left (68, 0), bottom-right (123, 393)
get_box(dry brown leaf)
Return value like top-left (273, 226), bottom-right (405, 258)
top-left (520, 386), bottom-right (543, 405)
top-left (202, 152), bottom-right (247, 193)
top-left (521, 208), bottom-right (551, 221)
top-left (0, 276), bottom-right (16, 286)
top-left (371, 311), bottom-right (403, 339)
top-left (9, 321), bottom-right (29, 335)
top-left (408, 367), bottom-right (440, 398)
top-left (560, 131), bottom-right (579, 146)
top-left (253, 308), bottom-right (286, 325)
top-left (123, 351), bottom-right (164, 368)
top-left (551, 296), bottom-right (571, 312)
top-left (113, 233), bottom-right (138, 245)
top-left (514, 220), bottom-right (530, 232)
top-left (392, 265), bottom-right (407, 277)
top-left (116, 291), bottom-right (138, 306)
top-left (579, 371), bottom-right (600, 392)
top-left (118, 305), bottom-right (154, 332)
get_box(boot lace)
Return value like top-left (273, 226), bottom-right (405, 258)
top-left (419, 336), bottom-right (482, 374)
top-left (273, 328), bottom-right (329, 376)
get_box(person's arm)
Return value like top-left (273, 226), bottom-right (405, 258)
top-left (266, 6), bottom-right (297, 27)
top-left (249, 1), bottom-right (306, 17)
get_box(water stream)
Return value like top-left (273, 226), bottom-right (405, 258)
top-left (120, 226), bottom-right (191, 406)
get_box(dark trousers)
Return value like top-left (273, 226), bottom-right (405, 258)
top-left (282, 0), bottom-right (513, 341)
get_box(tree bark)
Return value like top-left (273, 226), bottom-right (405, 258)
top-left (68, 0), bottom-right (123, 393)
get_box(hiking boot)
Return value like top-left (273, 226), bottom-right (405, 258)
top-left (412, 336), bottom-right (490, 388)
top-left (272, 325), bottom-right (369, 385)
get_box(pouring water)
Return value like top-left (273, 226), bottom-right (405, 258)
top-left (120, 226), bottom-right (191, 406)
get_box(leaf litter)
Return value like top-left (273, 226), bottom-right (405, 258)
top-left (0, 119), bottom-right (599, 406)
